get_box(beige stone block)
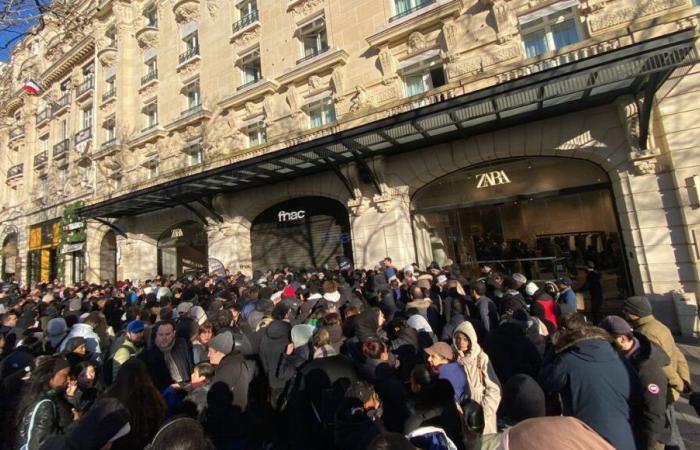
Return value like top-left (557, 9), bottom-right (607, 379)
top-left (664, 129), bottom-right (700, 150)
top-left (659, 89), bottom-right (700, 115)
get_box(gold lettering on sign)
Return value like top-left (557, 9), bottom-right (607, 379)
top-left (476, 170), bottom-right (511, 188)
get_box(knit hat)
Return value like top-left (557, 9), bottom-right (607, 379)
top-left (512, 273), bottom-right (527, 285)
top-left (176, 302), bottom-right (193, 316)
top-left (47, 317), bottom-right (68, 338)
top-left (500, 374), bottom-right (546, 424)
top-left (599, 315), bottom-right (633, 335)
top-left (622, 296), bottom-right (653, 318)
top-left (524, 282), bottom-right (539, 297)
top-left (64, 336), bottom-right (87, 353)
top-left (209, 332), bottom-right (234, 355)
top-left (424, 342), bottom-right (454, 361)
top-left (126, 320), bottom-right (145, 334)
top-left (291, 324), bottom-right (315, 349)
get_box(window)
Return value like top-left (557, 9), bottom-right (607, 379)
top-left (82, 63), bottom-right (94, 81)
top-left (393, 0), bottom-right (432, 16)
top-left (145, 57), bottom-right (157, 76)
top-left (144, 4), bottom-right (158, 27)
top-left (187, 142), bottom-right (203, 165)
top-left (402, 58), bottom-right (446, 97)
top-left (40, 176), bottom-right (49, 198)
top-left (105, 120), bottom-right (116, 142)
top-left (144, 102), bottom-right (158, 129)
top-left (82, 108), bottom-right (93, 129)
top-left (246, 121), bottom-right (266, 147)
top-left (40, 135), bottom-right (49, 153)
top-left (521, 8), bottom-right (581, 59)
top-left (184, 81), bottom-right (201, 110)
top-left (695, 0), bottom-right (700, 6)
top-left (106, 26), bottom-right (117, 48)
top-left (146, 159), bottom-right (159, 179)
top-left (299, 17), bottom-right (328, 60)
top-left (58, 166), bottom-right (68, 185)
top-left (307, 98), bottom-right (335, 128)
top-left (184, 32), bottom-right (198, 54)
top-left (239, 49), bottom-right (261, 86)
top-left (237, 0), bottom-right (257, 16)
top-left (60, 119), bottom-right (68, 140)
top-left (112, 176), bottom-right (122, 191)
top-left (60, 79), bottom-right (71, 92)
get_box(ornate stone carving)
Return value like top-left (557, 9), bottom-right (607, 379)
top-left (447, 43), bottom-right (520, 78)
top-left (587, 0), bottom-right (686, 33)
top-left (263, 96), bottom-right (275, 118)
top-left (632, 154), bottom-right (662, 176)
top-left (331, 67), bottom-right (344, 96)
top-left (136, 28), bottom-right (159, 49)
top-left (481, 0), bottom-right (518, 44)
top-left (579, 0), bottom-right (607, 13)
top-left (289, 0), bottom-right (324, 17)
top-left (408, 32), bottom-right (428, 54)
top-left (177, 58), bottom-right (200, 78)
top-left (173, 0), bottom-right (200, 24)
top-left (204, 111), bottom-right (243, 158)
top-left (373, 192), bottom-right (395, 213)
top-left (206, 0), bottom-right (218, 17)
top-left (98, 49), bottom-right (117, 67)
top-left (285, 85), bottom-right (300, 113)
top-left (231, 27), bottom-right (260, 47)
top-left (378, 47), bottom-right (397, 84)
top-left (244, 101), bottom-right (257, 115)
top-left (349, 86), bottom-right (374, 113)
top-left (616, 95), bottom-right (642, 154)
top-left (308, 75), bottom-right (323, 90)
top-left (442, 20), bottom-right (459, 54)
top-left (347, 195), bottom-right (371, 217)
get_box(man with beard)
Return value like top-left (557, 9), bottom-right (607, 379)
top-left (112, 320), bottom-right (146, 381)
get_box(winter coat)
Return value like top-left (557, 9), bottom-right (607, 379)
top-left (183, 382), bottom-right (211, 422)
top-left (501, 416), bottom-right (615, 449)
top-left (437, 362), bottom-right (470, 402)
top-left (627, 333), bottom-right (671, 449)
top-left (139, 338), bottom-right (193, 392)
top-left (333, 399), bottom-right (383, 450)
top-left (533, 294), bottom-right (558, 328)
top-left (211, 351), bottom-right (254, 411)
top-left (18, 391), bottom-right (71, 450)
top-left (484, 322), bottom-right (542, 385)
top-left (358, 359), bottom-right (408, 433)
top-left (539, 326), bottom-right (637, 450)
top-left (111, 339), bottom-right (141, 382)
top-left (258, 320), bottom-right (292, 403)
top-left (441, 313), bottom-right (466, 343)
top-left (473, 296), bottom-right (499, 337)
top-left (405, 299), bottom-right (441, 337)
top-left (632, 315), bottom-right (690, 401)
top-left (557, 288), bottom-right (577, 310)
top-left (404, 379), bottom-right (465, 450)
top-left (60, 324), bottom-right (101, 361)
top-left (452, 321), bottom-right (501, 435)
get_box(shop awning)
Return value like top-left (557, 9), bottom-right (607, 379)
top-left (80, 29), bottom-right (698, 219)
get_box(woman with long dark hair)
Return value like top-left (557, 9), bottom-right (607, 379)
top-left (15, 355), bottom-right (74, 450)
top-left (102, 358), bottom-right (165, 450)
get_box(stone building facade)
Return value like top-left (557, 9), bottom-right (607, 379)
top-left (1, 0), bottom-right (700, 330)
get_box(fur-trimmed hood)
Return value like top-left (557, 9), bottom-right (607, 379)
top-left (406, 298), bottom-right (432, 310)
top-left (554, 326), bottom-right (611, 354)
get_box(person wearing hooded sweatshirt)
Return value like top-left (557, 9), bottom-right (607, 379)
top-left (452, 320), bottom-right (501, 435)
top-left (600, 315), bottom-right (671, 450)
top-left (538, 313), bottom-right (637, 450)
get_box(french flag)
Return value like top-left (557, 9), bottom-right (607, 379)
top-left (21, 79), bottom-right (43, 95)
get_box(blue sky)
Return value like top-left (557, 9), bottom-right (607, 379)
top-left (0, 24), bottom-right (33, 62)
top-left (0, 0), bottom-right (42, 62)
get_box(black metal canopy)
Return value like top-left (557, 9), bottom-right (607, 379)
top-left (80, 29), bottom-right (698, 219)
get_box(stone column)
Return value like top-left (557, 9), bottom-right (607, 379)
top-left (206, 219), bottom-right (254, 276)
top-left (119, 233), bottom-right (158, 281)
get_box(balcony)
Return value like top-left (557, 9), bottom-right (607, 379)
top-left (238, 77), bottom-right (262, 91)
top-left (76, 77), bottom-right (95, 100)
top-left (278, 48), bottom-right (348, 86)
top-left (181, 103), bottom-right (202, 117)
top-left (36, 108), bottom-right (52, 126)
top-left (232, 9), bottom-right (259, 34)
top-left (52, 93), bottom-right (71, 115)
top-left (166, 104), bottom-right (211, 132)
top-left (389, 0), bottom-right (434, 22)
top-left (74, 127), bottom-right (92, 146)
top-left (93, 138), bottom-right (120, 159)
top-left (102, 138), bottom-right (118, 149)
top-left (179, 46), bottom-right (199, 65)
top-left (297, 45), bottom-right (330, 65)
top-left (34, 150), bottom-right (48, 168)
top-left (141, 70), bottom-right (158, 86)
top-left (7, 163), bottom-right (23, 179)
top-left (8, 126), bottom-right (25, 141)
top-left (53, 139), bottom-right (70, 159)
top-left (102, 87), bottom-right (116, 102)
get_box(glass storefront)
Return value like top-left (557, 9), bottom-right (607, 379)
top-left (251, 196), bottom-right (353, 271)
top-left (27, 220), bottom-right (61, 285)
top-left (412, 157), bottom-right (630, 300)
top-left (157, 221), bottom-right (208, 276)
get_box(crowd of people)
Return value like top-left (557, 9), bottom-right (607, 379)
top-left (0, 257), bottom-right (697, 450)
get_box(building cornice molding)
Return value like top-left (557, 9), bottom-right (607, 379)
top-left (41, 36), bottom-right (95, 86)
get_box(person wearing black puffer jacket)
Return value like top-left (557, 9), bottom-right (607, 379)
top-left (16, 356), bottom-right (74, 450)
top-left (600, 316), bottom-right (671, 450)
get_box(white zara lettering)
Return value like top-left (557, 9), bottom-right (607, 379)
top-left (476, 170), bottom-right (512, 189)
top-left (277, 210), bottom-right (306, 222)
top-left (171, 228), bottom-right (184, 238)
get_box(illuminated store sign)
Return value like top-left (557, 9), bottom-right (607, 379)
top-left (476, 170), bottom-right (511, 189)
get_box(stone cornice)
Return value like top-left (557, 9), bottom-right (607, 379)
top-left (366, 0), bottom-right (463, 48)
top-left (41, 36), bottom-right (95, 86)
top-left (276, 48), bottom-right (348, 86)
top-left (218, 79), bottom-right (279, 110)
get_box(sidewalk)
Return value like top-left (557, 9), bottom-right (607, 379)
top-left (677, 337), bottom-right (700, 449)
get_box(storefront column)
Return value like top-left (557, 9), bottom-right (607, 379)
top-left (206, 220), bottom-right (253, 276)
top-left (348, 185), bottom-right (415, 270)
top-left (119, 233), bottom-right (158, 281)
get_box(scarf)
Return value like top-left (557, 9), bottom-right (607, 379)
top-left (313, 345), bottom-right (338, 360)
top-left (159, 340), bottom-right (183, 383)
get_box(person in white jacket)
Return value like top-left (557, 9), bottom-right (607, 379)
top-left (60, 312), bottom-right (102, 363)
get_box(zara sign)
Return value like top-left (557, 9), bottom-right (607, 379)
top-left (476, 170), bottom-right (512, 189)
top-left (277, 210), bottom-right (306, 222)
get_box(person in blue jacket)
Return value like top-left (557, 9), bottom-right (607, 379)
top-left (555, 277), bottom-right (577, 311)
top-left (539, 313), bottom-right (639, 450)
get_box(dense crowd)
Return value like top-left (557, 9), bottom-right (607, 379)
top-left (0, 257), bottom-right (698, 450)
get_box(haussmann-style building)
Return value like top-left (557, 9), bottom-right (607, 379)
top-left (1, 0), bottom-right (700, 332)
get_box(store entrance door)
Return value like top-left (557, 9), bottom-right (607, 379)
top-left (157, 221), bottom-right (208, 277)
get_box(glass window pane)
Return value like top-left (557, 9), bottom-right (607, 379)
top-left (405, 74), bottom-right (425, 97)
top-left (552, 19), bottom-right (579, 50)
top-left (310, 108), bottom-right (322, 128)
top-left (395, 0), bottom-right (411, 14)
top-left (324, 102), bottom-right (335, 124)
top-left (524, 31), bottom-right (548, 58)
